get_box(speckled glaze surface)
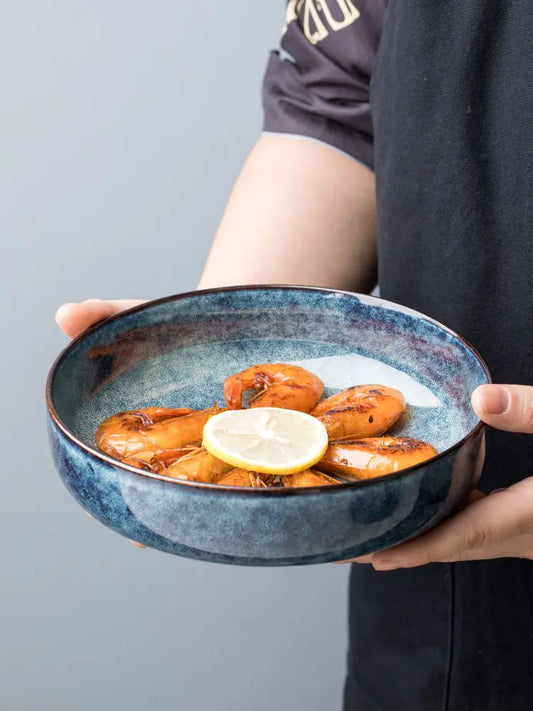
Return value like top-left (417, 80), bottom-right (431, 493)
top-left (46, 287), bottom-right (490, 566)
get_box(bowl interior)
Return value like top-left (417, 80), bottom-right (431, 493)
top-left (50, 288), bottom-right (490, 466)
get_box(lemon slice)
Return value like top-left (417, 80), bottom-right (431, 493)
top-left (202, 407), bottom-right (329, 475)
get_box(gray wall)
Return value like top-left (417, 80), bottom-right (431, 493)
top-left (2, 3), bottom-right (350, 710)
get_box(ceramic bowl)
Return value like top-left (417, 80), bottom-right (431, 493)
top-left (46, 286), bottom-right (490, 566)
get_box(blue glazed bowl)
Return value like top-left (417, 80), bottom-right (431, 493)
top-left (46, 286), bottom-right (490, 566)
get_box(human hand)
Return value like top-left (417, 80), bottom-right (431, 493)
top-left (85, 511), bottom-right (147, 549)
top-left (346, 384), bottom-right (533, 570)
top-left (57, 298), bottom-right (147, 547)
top-left (55, 298), bottom-right (146, 338)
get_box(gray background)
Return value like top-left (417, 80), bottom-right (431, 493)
top-left (2, 3), bottom-right (350, 710)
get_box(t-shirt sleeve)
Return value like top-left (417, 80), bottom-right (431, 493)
top-left (262, 1), bottom-right (386, 169)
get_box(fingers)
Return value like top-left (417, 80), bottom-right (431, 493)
top-left (457, 489), bottom-right (486, 509)
top-left (334, 553), bottom-right (375, 565)
top-left (371, 478), bottom-right (533, 569)
top-left (333, 492), bottom-right (487, 565)
top-left (472, 384), bottom-right (533, 434)
top-left (86, 507), bottom-right (146, 549)
top-left (130, 540), bottom-right (146, 549)
top-left (86, 511), bottom-right (146, 548)
top-left (55, 299), bottom-right (146, 339)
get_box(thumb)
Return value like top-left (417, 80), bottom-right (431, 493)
top-left (472, 384), bottom-right (533, 433)
top-left (55, 299), bottom-right (146, 339)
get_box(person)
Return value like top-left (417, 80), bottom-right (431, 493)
top-left (56, 2), bottom-right (533, 709)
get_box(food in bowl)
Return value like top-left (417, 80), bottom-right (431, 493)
top-left (95, 362), bottom-right (437, 486)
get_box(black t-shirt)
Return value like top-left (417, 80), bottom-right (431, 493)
top-left (264, 3), bottom-right (533, 710)
top-left (263, 0), bottom-right (382, 170)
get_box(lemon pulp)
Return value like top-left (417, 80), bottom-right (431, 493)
top-left (202, 407), bottom-right (329, 475)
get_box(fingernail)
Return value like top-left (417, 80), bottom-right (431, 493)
top-left (372, 558), bottom-right (401, 571)
top-left (483, 387), bottom-right (509, 415)
top-left (55, 303), bottom-right (72, 323)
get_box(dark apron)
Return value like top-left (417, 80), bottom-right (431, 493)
top-left (345, 2), bottom-right (533, 709)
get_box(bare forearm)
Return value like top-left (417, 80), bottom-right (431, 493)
top-left (56, 136), bottom-right (377, 339)
top-left (198, 134), bottom-right (377, 292)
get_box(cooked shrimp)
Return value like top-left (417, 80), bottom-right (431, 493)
top-left (96, 406), bottom-right (222, 461)
top-left (160, 447), bottom-right (233, 483)
top-left (311, 384), bottom-right (405, 440)
top-left (121, 446), bottom-right (231, 483)
top-left (282, 470), bottom-right (338, 487)
top-left (216, 468), bottom-right (338, 488)
top-left (148, 447), bottom-right (199, 472)
top-left (118, 446), bottom-right (198, 471)
top-left (121, 451), bottom-right (160, 470)
top-left (217, 469), bottom-right (277, 487)
top-left (318, 436), bottom-right (438, 480)
top-left (224, 363), bottom-right (324, 412)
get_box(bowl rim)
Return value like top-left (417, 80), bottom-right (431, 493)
top-left (46, 284), bottom-right (492, 495)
